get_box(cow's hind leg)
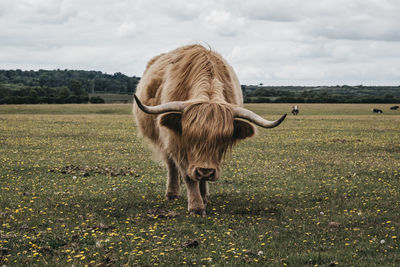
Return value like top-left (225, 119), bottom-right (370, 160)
top-left (199, 180), bottom-right (209, 206)
top-left (185, 177), bottom-right (206, 216)
top-left (165, 158), bottom-right (180, 200)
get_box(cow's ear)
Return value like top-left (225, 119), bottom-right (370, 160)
top-left (233, 119), bottom-right (255, 140)
top-left (159, 113), bottom-right (182, 134)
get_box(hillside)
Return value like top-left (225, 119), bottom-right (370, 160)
top-left (1, 69), bottom-right (399, 104)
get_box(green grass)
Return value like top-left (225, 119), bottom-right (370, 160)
top-left (1, 103), bottom-right (398, 116)
top-left (0, 104), bottom-right (399, 266)
top-left (0, 104), bottom-right (130, 114)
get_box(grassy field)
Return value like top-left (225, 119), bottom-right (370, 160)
top-left (0, 103), bottom-right (399, 266)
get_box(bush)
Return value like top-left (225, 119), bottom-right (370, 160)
top-left (89, 96), bottom-right (105, 104)
top-left (78, 95), bottom-right (89, 103)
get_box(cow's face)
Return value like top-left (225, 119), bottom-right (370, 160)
top-left (160, 103), bottom-right (255, 181)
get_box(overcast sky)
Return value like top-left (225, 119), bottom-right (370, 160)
top-left (1, 0), bottom-right (400, 85)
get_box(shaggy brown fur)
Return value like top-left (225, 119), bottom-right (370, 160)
top-left (133, 44), bottom-right (254, 215)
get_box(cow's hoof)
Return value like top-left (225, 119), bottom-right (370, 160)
top-left (202, 196), bottom-right (209, 205)
top-left (189, 209), bottom-right (206, 216)
top-left (166, 194), bottom-right (180, 201)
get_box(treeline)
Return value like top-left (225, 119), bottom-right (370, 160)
top-left (1, 69), bottom-right (400, 104)
top-left (242, 85), bottom-right (400, 103)
top-left (0, 69), bottom-right (140, 104)
top-left (0, 85), bottom-right (90, 104)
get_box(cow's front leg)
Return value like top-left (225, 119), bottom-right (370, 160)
top-left (185, 177), bottom-right (206, 216)
top-left (199, 180), bottom-right (209, 205)
top-left (165, 158), bottom-right (180, 200)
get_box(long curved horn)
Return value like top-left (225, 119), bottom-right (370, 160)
top-left (134, 94), bottom-right (186, 115)
top-left (233, 107), bottom-right (286, 128)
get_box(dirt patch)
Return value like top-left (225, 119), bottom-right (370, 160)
top-left (51, 165), bottom-right (140, 177)
top-left (147, 209), bottom-right (180, 219)
top-left (331, 138), bottom-right (362, 143)
top-left (0, 247), bottom-right (10, 254)
top-left (1, 234), bottom-right (16, 239)
top-left (86, 223), bottom-right (115, 231)
top-left (328, 221), bottom-right (342, 231)
top-left (181, 239), bottom-right (199, 248)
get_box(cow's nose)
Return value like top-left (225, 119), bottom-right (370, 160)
top-left (195, 167), bottom-right (216, 178)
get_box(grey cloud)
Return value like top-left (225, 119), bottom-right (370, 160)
top-left (227, 0), bottom-right (400, 42)
top-left (309, 18), bottom-right (400, 42)
top-left (299, 1), bottom-right (400, 42)
top-left (14, 0), bottom-right (76, 24)
top-left (159, 2), bottom-right (206, 21)
top-left (223, 0), bottom-right (303, 22)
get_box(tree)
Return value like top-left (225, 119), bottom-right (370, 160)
top-left (58, 87), bottom-right (71, 99)
top-left (68, 80), bottom-right (85, 95)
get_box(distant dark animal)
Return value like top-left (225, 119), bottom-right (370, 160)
top-left (133, 44), bottom-right (286, 215)
top-left (372, 108), bottom-right (383, 114)
top-left (390, 106), bottom-right (399, 110)
top-left (291, 105), bottom-right (299, 116)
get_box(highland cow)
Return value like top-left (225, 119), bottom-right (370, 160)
top-left (133, 45), bottom-right (286, 215)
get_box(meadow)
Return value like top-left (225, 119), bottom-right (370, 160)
top-left (0, 103), bottom-right (399, 266)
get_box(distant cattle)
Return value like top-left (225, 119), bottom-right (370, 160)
top-left (291, 105), bottom-right (299, 116)
top-left (133, 45), bottom-right (286, 215)
top-left (390, 106), bottom-right (399, 110)
top-left (372, 108), bottom-right (383, 114)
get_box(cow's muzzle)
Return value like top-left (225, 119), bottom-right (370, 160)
top-left (195, 167), bottom-right (216, 180)
top-left (188, 165), bottom-right (220, 181)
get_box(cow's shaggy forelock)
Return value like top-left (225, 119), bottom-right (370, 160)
top-left (179, 102), bottom-right (234, 166)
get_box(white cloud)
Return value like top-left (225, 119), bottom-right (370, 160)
top-left (237, 65), bottom-right (268, 83)
top-left (203, 10), bottom-right (246, 37)
top-left (116, 22), bottom-right (139, 38)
